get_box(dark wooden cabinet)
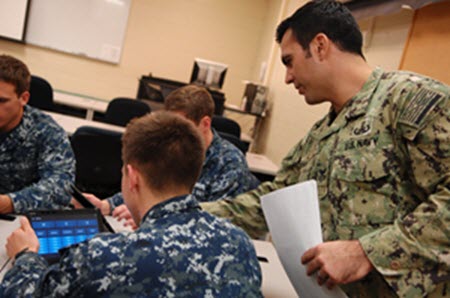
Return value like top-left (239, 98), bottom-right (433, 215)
top-left (137, 75), bottom-right (226, 115)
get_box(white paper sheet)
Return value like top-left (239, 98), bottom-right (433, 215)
top-left (104, 215), bottom-right (133, 233)
top-left (261, 180), bottom-right (348, 298)
top-left (0, 216), bottom-right (21, 282)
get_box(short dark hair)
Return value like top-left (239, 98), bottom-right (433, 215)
top-left (122, 111), bottom-right (204, 193)
top-left (164, 85), bottom-right (215, 125)
top-left (0, 55), bottom-right (31, 96)
top-left (276, 0), bottom-right (364, 58)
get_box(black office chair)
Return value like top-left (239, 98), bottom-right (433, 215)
top-left (211, 115), bottom-right (241, 138)
top-left (104, 97), bottom-right (151, 127)
top-left (28, 75), bottom-right (56, 111)
top-left (218, 131), bottom-right (249, 154)
top-left (70, 126), bottom-right (123, 198)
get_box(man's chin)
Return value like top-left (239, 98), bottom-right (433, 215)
top-left (304, 96), bottom-right (314, 105)
top-left (304, 97), bottom-right (324, 106)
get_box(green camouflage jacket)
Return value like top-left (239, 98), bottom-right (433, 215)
top-left (202, 68), bottom-right (450, 297)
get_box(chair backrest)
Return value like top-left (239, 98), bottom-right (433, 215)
top-left (70, 126), bottom-right (123, 198)
top-left (211, 115), bottom-right (241, 138)
top-left (218, 131), bottom-right (249, 154)
top-left (104, 97), bottom-right (151, 127)
top-left (28, 75), bottom-right (55, 111)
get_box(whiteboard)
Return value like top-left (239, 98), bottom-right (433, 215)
top-left (25, 0), bottom-right (131, 64)
top-left (0, 0), bottom-right (29, 41)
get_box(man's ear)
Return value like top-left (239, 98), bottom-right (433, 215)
top-left (126, 164), bottom-right (140, 192)
top-left (310, 33), bottom-right (331, 62)
top-left (199, 115), bottom-right (211, 132)
top-left (19, 91), bottom-right (30, 106)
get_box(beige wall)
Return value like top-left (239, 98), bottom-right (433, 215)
top-left (254, 0), bottom-right (326, 161)
top-left (361, 10), bottom-right (414, 71)
top-left (255, 2), bottom-right (413, 165)
top-left (0, 0), bottom-right (279, 105)
top-left (223, 0), bottom-right (283, 138)
top-left (252, 0), bottom-right (284, 84)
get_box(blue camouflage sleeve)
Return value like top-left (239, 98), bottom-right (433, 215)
top-left (8, 128), bottom-right (75, 212)
top-left (35, 243), bottom-right (93, 297)
top-left (0, 253), bottom-right (48, 298)
top-left (1, 241), bottom-right (93, 298)
top-left (204, 151), bottom-right (257, 202)
top-left (106, 192), bottom-right (124, 212)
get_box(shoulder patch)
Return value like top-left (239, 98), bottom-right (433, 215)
top-left (399, 88), bottom-right (445, 127)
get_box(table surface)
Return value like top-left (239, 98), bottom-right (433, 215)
top-left (54, 90), bottom-right (109, 113)
top-left (253, 240), bottom-right (297, 297)
top-left (246, 152), bottom-right (279, 176)
top-left (0, 216), bottom-right (295, 296)
top-left (45, 111), bottom-right (125, 135)
top-left (224, 104), bottom-right (266, 118)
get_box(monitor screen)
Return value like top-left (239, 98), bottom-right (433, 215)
top-left (190, 58), bottom-right (227, 90)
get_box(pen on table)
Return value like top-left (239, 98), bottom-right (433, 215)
top-left (0, 257), bottom-right (11, 273)
top-left (0, 214), bottom-right (16, 221)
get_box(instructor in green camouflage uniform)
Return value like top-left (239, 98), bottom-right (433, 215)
top-left (201, 1), bottom-right (450, 297)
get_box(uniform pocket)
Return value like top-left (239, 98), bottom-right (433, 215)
top-left (330, 145), bottom-right (398, 231)
top-left (331, 145), bottom-right (392, 182)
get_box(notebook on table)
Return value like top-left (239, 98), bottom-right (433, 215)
top-left (27, 209), bottom-right (111, 264)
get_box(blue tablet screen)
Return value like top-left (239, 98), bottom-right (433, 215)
top-left (29, 210), bottom-right (101, 261)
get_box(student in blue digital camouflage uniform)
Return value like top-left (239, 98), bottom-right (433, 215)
top-left (1, 111), bottom-right (262, 297)
top-left (202, 1), bottom-right (450, 297)
top-left (80, 85), bottom-right (259, 225)
top-left (0, 55), bottom-right (75, 214)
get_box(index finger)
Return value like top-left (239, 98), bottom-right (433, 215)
top-left (71, 197), bottom-right (83, 209)
top-left (301, 246), bottom-right (317, 264)
top-left (20, 216), bottom-right (32, 231)
top-left (112, 205), bottom-right (124, 218)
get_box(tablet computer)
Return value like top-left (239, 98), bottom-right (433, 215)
top-left (27, 209), bottom-right (107, 264)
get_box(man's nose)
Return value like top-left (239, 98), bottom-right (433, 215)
top-left (285, 69), bottom-right (294, 84)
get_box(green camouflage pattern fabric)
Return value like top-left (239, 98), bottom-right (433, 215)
top-left (202, 68), bottom-right (450, 297)
top-left (0, 195), bottom-right (262, 297)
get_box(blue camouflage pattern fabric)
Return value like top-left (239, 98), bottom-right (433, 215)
top-left (192, 130), bottom-right (260, 202)
top-left (202, 68), bottom-right (450, 297)
top-left (0, 195), bottom-right (263, 297)
top-left (0, 105), bottom-right (75, 212)
top-left (107, 130), bottom-right (259, 209)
